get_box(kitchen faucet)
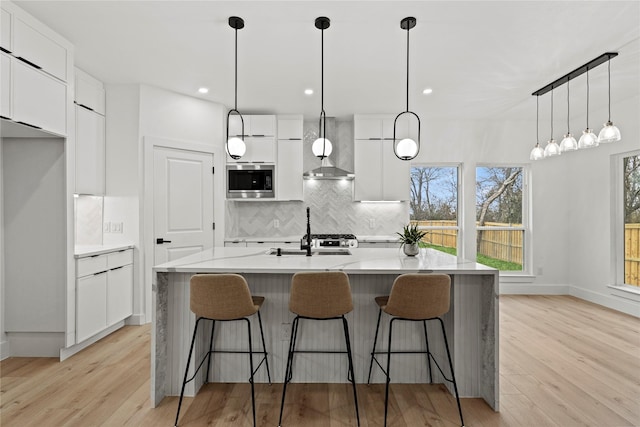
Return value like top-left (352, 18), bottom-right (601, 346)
top-left (300, 206), bottom-right (312, 256)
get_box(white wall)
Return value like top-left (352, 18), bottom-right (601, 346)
top-left (0, 138), bottom-right (5, 359)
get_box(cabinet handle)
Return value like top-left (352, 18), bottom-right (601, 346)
top-left (75, 102), bottom-right (95, 112)
top-left (156, 238), bottom-right (172, 244)
top-left (287, 138), bottom-right (302, 140)
top-left (252, 134), bottom-right (266, 137)
top-left (110, 266), bottom-right (124, 271)
top-left (0, 46), bottom-right (11, 54)
top-left (16, 56), bottom-right (42, 70)
top-left (0, 116), bottom-right (11, 120)
top-left (368, 137), bottom-right (382, 140)
top-left (94, 270), bottom-right (108, 276)
top-left (15, 121), bottom-right (42, 130)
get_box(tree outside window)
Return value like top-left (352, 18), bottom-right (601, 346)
top-left (624, 154), bottom-right (640, 286)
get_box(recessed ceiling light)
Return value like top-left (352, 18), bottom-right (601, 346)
top-left (304, 88), bottom-right (314, 95)
top-left (198, 87), bottom-right (209, 94)
top-left (422, 88), bottom-right (433, 95)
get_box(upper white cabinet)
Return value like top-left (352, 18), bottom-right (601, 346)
top-left (13, 16), bottom-right (68, 82)
top-left (277, 115), bottom-right (303, 200)
top-left (75, 68), bottom-right (105, 115)
top-left (354, 114), bottom-right (410, 201)
top-left (1, 52), bottom-right (11, 119)
top-left (227, 115), bottom-right (277, 163)
top-left (1, 8), bottom-right (11, 52)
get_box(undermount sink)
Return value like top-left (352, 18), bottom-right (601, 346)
top-left (268, 248), bottom-right (352, 256)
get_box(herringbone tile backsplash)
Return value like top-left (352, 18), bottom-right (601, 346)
top-left (226, 119), bottom-right (409, 238)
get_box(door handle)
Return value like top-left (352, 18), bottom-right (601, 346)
top-left (156, 238), bottom-right (172, 244)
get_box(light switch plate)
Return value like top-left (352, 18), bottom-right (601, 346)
top-left (103, 222), bottom-right (111, 233)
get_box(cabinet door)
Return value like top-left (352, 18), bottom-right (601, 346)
top-left (77, 272), bottom-right (107, 342)
top-left (246, 137), bottom-right (275, 163)
top-left (354, 139), bottom-right (383, 201)
top-left (249, 115), bottom-right (275, 136)
top-left (13, 17), bottom-right (67, 81)
top-left (354, 117), bottom-right (383, 140)
top-left (1, 8), bottom-right (11, 52)
top-left (227, 113), bottom-right (247, 137)
top-left (107, 264), bottom-right (133, 325)
top-left (75, 70), bottom-right (105, 115)
top-left (382, 151), bottom-right (410, 201)
top-left (12, 59), bottom-right (66, 135)
top-left (277, 139), bottom-right (303, 200)
top-left (75, 105), bottom-right (105, 194)
top-left (277, 117), bottom-right (303, 140)
top-left (1, 53), bottom-right (11, 119)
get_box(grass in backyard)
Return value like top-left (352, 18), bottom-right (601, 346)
top-left (476, 254), bottom-right (522, 271)
top-left (420, 242), bottom-right (457, 256)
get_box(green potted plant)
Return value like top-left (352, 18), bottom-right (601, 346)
top-left (396, 223), bottom-right (426, 256)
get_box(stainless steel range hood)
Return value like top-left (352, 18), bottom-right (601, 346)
top-left (303, 157), bottom-right (354, 180)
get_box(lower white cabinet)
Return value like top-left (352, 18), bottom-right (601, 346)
top-left (76, 248), bottom-right (133, 343)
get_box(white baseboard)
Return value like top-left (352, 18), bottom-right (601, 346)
top-left (0, 339), bottom-right (10, 361)
top-left (60, 321), bottom-right (125, 361)
top-left (500, 282), bottom-right (570, 295)
top-left (125, 314), bottom-right (147, 326)
top-left (7, 332), bottom-right (65, 357)
top-left (569, 286), bottom-right (640, 318)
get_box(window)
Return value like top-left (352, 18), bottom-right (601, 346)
top-left (476, 166), bottom-right (525, 272)
top-left (409, 166), bottom-right (459, 256)
top-left (623, 153), bottom-right (640, 286)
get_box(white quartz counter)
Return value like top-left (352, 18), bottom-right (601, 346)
top-left (154, 246), bottom-right (495, 275)
top-left (74, 243), bottom-right (134, 258)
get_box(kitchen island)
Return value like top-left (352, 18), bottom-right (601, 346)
top-left (152, 247), bottom-right (499, 411)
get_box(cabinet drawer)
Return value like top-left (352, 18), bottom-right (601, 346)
top-left (108, 249), bottom-right (133, 269)
top-left (77, 254), bottom-right (108, 277)
top-left (13, 16), bottom-right (67, 81)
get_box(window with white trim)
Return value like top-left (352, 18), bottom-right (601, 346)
top-left (620, 152), bottom-right (640, 286)
top-left (476, 166), bottom-right (526, 272)
top-left (409, 165), bottom-right (459, 256)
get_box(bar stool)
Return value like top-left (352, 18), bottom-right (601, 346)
top-left (367, 273), bottom-right (464, 427)
top-left (174, 274), bottom-right (271, 427)
top-left (278, 271), bottom-right (360, 427)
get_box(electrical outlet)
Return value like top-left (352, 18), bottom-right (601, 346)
top-left (112, 222), bottom-right (123, 233)
top-left (103, 222), bottom-right (111, 233)
top-left (280, 323), bottom-right (291, 341)
top-left (274, 219), bottom-right (280, 228)
top-left (369, 218), bottom-right (376, 229)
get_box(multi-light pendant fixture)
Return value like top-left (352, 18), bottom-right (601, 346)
top-left (225, 16), bottom-right (246, 160)
top-left (530, 52), bottom-right (620, 161)
top-left (311, 16), bottom-right (333, 160)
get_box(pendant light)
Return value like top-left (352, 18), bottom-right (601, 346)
top-left (598, 59), bottom-right (621, 143)
top-left (311, 17), bottom-right (332, 160)
top-left (559, 80), bottom-right (578, 152)
top-left (529, 96), bottom-right (544, 160)
top-left (578, 69), bottom-right (599, 149)
top-left (544, 89), bottom-right (561, 157)
top-left (393, 17), bottom-right (420, 161)
top-left (226, 16), bottom-right (246, 160)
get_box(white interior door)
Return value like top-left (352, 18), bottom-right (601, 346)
top-left (153, 146), bottom-right (214, 265)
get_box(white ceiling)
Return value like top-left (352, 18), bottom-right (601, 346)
top-left (14, 1), bottom-right (640, 123)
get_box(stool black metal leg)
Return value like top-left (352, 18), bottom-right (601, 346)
top-left (438, 317), bottom-right (465, 427)
top-left (423, 320), bottom-right (433, 383)
top-left (384, 317), bottom-right (396, 427)
top-left (245, 318), bottom-right (256, 427)
top-left (257, 310), bottom-right (272, 384)
top-left (341, 316), bottom-right (361, 427)
top-left (278, 316), bottom-right (299, 427)
top-left (205, 319), bottom-right (216, 384)
top-left (174, 317), bottom-right (202, 427)
top-left (367, 308), bottom-right (383, 384)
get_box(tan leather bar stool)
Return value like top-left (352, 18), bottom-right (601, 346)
top-left (278, 271), bottom-right (360, 427)
top-left (174, 274), bottom-right (271, 427)
top-left (367, 273), bottom-right (464, 427)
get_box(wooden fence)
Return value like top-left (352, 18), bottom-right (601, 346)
top-left (413, 221), bottom-right (640, 285)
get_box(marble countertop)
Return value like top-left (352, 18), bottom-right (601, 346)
top-left (75, 243), bottom-right (135, 258)
top-left (153, 247), bottom-right (496, 275)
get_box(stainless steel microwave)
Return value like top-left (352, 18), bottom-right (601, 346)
top-left (226, 164), bottom-right (275, 199)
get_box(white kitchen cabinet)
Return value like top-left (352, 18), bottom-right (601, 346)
top-left (354, 114), bottom-right (410, 201)
top-left (1, 8), bottom-right (11, 52)
top-left (276, 115), bottom-right (304, 200)
top-left (227, 136), bottom-right (276, 163)
top-left (75, 248), bottom-right (133, 343)
top-left (12, 15), bottom-right (68, 81)
top-left (277, 116), bottom-right (304, 140)
top-left (75, 104), bottom-right (105, 194)
top-left (1, 52), bottom-right (11, 119)
top-left (228, 114), bottom-right (276, 137)
top-left (75, 68), bottom-right (105, 115)
top-left (12, 57), bottom-right (66, 135)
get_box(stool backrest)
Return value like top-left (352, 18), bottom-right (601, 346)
top-left (190, 274), bottom-right (258, 320)
top-left (290, 271), bottom-right (353, 318)
top-left (384, 273), bottom-right (451, 320)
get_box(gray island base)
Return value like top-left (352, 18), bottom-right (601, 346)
top-left (152, 247), bottom-right (499, 411)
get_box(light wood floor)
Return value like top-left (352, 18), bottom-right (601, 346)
top-left (1, 295), bottom-right (639, 426)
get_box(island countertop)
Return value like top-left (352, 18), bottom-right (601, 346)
top-left (153, 246), bottom-right (497, 275)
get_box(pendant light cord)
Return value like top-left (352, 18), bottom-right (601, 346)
top-left (536, 96), bottom-right (539, 143)
top-left (586, 69), bottom-right (590, 127)
top-left (405, 24), bottom-right (410, 112)
top-left (234, 25), bottom-right (238, 111)
top-left (321, 25), bottom-right (325, 139)
top-left (607, 60), bottom-right (611, 121)
top-left (566, 80), bottom-right (570, 133)
top-left (550, 90), bottom-right (554, 140)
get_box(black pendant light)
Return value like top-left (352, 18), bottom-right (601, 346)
top-left (393, 17), bottom-right (420, 161)
top-left (226, 16), bottom-right (246, 160)
top-left (311, 16), bottom-right (333, 160)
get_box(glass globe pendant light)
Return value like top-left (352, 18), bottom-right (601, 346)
top-left (311, 17), bottom-right (332, 160)
top-left (393, 17), bottom-right (420, 161)
top-left (559, 80), bottom-right (578, 152)
top-left (578, 69), bottom-right (599, 149)
top-left (544, 89), bottom-right (561, 157)
top-left (529, 96), bottom-right (544, 160)
top-left (598, 59), bottom-right (621, 143)
top-left (226, 16), bottom-right (246, 160)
